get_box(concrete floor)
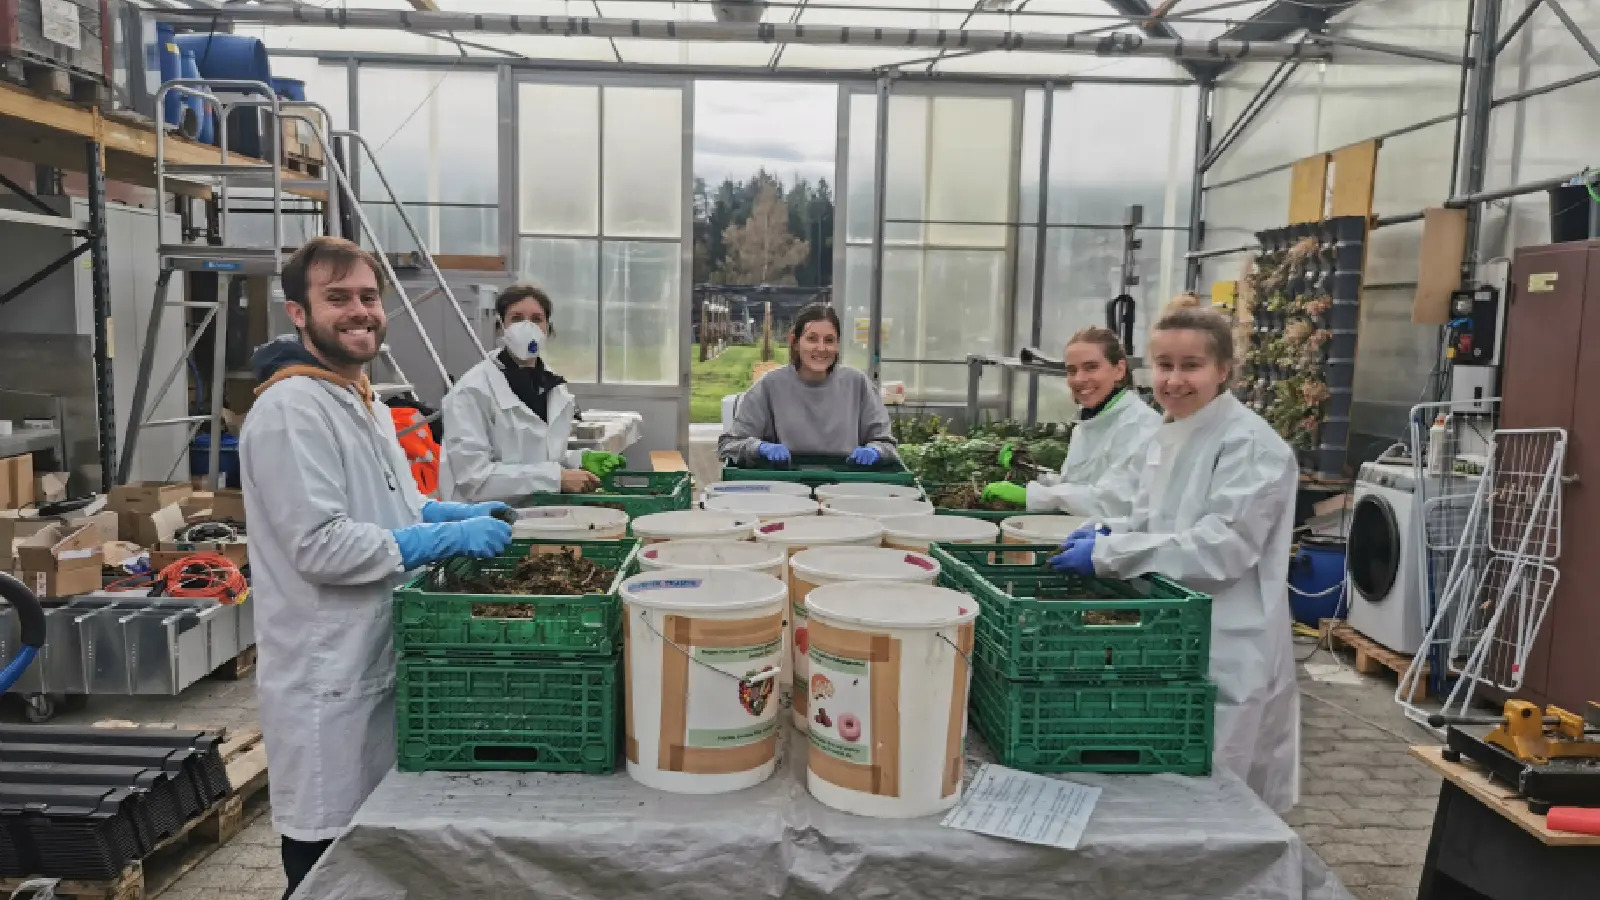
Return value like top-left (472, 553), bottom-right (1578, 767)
top-left (6, 636), bottom-right (1446, 900)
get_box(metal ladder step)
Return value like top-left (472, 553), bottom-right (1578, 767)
top-left (158, 245), bottom-right (280, 274)
top-left (165, 163), bottom-right (277, 182)
top-left (372, 383), bottom-right (414, 398)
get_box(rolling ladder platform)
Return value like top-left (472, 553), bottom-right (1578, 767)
top-left (118, 78), bottom-right (488, 490)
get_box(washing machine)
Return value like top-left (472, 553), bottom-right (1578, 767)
top-left (1346, 461), bottom-right (1437, 655)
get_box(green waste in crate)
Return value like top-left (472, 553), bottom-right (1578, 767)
top-left (919, 482), bottom-right (1024, 522)
top-left (393, 539), bottom-right (641, 658)
top-left (930, 543), bottom-right (1211, 682)
top-left (396, 656), bottom-right (622, 773)
top-left (520, 470), bottom-right (692, 519)
top-left (970, 662), bottom-right (1215, 775)
top-left (721, 454), bottom-right (917, 487)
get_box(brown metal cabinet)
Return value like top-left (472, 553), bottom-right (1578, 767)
top-left (1500, 240), bottom-right (1599, 711)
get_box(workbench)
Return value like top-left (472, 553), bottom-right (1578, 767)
top-left (1410, 745), bottom-right (1600, 900)
top-left (296, 733), bottom-right (1353, 900)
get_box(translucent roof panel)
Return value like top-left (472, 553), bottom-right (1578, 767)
top-left (238, 0), bottom-right (1305, 77)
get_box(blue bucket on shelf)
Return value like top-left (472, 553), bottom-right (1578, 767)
top-left (272, 77), bottom-right (306, 102)
top-left (1289, 537), bottom-right (1347, 628)
top-left (175, 33), bottom-right (272, 158)
top-left (157, 23), bottom-right (183, 129)
top-left (190, 432), bottom-right (241, 490)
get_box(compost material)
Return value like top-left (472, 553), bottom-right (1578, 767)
top-left (927, 482), bottom-right (1020, 511)
top-left (437, 547), bottom-right (617, 612)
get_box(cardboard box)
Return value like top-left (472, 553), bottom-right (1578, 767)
top-left (0, 454), bottom-right (35, 510)
top-left (121, 503), bottom-right (187, 549)
top-left (0, 509), bottom-right (117, 571)
top-left (18, 523), bottom-right (105, 597)
top-left (34, 472), bottom-right (69, 504)
top-left (108, 482), bottom-right (194, 515)
top-left (150, 538), bottom-right (248, 571)
top-left (211, 489), bottom-right (246, 523)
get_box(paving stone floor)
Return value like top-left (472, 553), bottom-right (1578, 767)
top-left (4, 637), bottom-right (1445, 900)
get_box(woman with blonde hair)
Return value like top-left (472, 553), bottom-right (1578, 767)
top-left (1049, 300), bottom-right (1301, 814)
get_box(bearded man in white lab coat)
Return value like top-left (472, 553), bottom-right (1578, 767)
top-left (240, 237), bottom-right (513, 898)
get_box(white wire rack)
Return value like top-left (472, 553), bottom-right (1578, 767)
top-left (1398, 423), bottom-right (1567, 729)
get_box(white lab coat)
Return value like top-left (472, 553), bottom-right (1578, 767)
top-left (240, 376), bottom-right (426, 842)
top-left (1026, 390), bottom-right (1162, 519)
top-left (438, 356), bottom-right (584, 503)
top-left (1091, 392), bottom-right (1301, 813)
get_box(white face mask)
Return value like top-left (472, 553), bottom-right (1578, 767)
top-left (501, 320), bottom-right (546, 363)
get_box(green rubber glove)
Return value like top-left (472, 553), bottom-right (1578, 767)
top-left (582, 451), bottom-right (625, 477)
top-left (981, 481), bottom-right (1027, 507)
top-left (998, 442), bottom-right (1015, 468)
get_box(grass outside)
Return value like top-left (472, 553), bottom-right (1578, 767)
top-left (691, 343), bottom-right (789, 423)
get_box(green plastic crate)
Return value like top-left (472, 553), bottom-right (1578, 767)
top-left (520, 470), bottom-right (692, 519)
top-left (919, 482), bottom-right (1025, 522)
top-left (396, 656), bottom-right (621, 773)
top-left (393, 539), bottom-right (641, 658)
top-left (930, 542), bottom-right (1211, 682)
top-left (722, 454), bottom-right (917, 487)
top-left (970, 662), bottom-right (1215, 775)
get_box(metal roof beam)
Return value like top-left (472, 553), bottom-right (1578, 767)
top-left (1197, 0), bottom-right (1349, 76)
top-left (1099, 0), bottom-right (1207, 80)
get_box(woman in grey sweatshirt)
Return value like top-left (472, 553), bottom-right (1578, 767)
top-left (718, 304), bottom-right (900, 467)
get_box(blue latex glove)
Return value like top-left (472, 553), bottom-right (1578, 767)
top-left (1064, 523), bottom-right (1111, 545)
top-left (1048, 534), bottom-right (1097, 576)
top-left (392, 518), bottom-right (512, 569)
top-left (759, 442), bottom-right (791, 464)
top-left (847, 446), bottom-right (881, 466)
top-left (422, 500), bottom-right (512, 524)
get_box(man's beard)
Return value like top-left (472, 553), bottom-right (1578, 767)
top-left (305, 315), bottom-right (386, 369)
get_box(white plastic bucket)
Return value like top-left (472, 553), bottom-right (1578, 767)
top-left (813, 482), bottom-right (923, 502)
top-left (803, 582), bottom-right (977, 818)
top-left (621, 568), bottom-right (787, 794)
top-left (1000, 514), bottom-right (1087, 544)
top-left (879, 514), bottom-right (1001, 552)
top-left (703, 493), bottom-right (820, 522)
top-left (631, 510), bottom-right (759, 544)
top-left (788, 547), bottom-right (941, 731)
top-left (754, 516), bottom-right (885, 711)
top-left (511, 505), bottom-right (629, 540)
top-left (821, 497), bottom-right (936, 520)
top-left (999, 514), bottom-right (1086, 563)
top-left (702, 480), bottom-right (814, 499)
top-left (639, 540), bottom-right (786, 579)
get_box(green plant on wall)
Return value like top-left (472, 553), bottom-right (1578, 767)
top-left (1237, 236), bottom-right (1335, 455)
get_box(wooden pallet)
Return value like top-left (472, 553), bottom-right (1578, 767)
top-left (0, 57), bottom-right (106, 107)
top-left (281, 153), bottom-right (323, 177)
top-left (0, 727), bottom-right (270, 900)
top-left (211, 644), bottom-right (256, 682)
top-left (1320, 618), bottom-right (1430, 701)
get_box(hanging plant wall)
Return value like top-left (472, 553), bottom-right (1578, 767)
top-left (1235, 216), bottom-right (1367, 481)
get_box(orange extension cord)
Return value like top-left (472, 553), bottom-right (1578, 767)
top-left (106, 553), bottom-right (249, 604)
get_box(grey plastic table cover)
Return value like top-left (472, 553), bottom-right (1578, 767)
top-left (296, 732), bottom-right (1354, 900)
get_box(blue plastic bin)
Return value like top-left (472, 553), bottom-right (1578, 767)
top-left (190, 432), bottom-right (241, 489)
top-left (1288, 538), bottom-right (1347, 627)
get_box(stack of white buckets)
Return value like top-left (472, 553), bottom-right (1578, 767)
top-left (616, 479), bottom-right (1080, 819)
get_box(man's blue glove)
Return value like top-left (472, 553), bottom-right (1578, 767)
top-left (847, 446), bottom-right (881, 466)
top-left (1064, 523), bottom-right (1111, 545)
top-left (1048, 534), bottom-right (1097, 576)
top-left (422, 500), bottom-right (512, 524)
top-left (392, 518), bottom-right (513, 569)
top-left (759, 442), bottom-right (791, 464)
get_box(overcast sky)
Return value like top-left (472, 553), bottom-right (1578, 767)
top-left (694, 81), bottom-right (838, 189)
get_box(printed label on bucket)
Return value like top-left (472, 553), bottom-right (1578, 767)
top-left (807, 647), bottom-right (871, 765)
top-left (657, 611), bottom-right (784, 775)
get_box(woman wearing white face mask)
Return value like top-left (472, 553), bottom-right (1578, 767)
top-left (980, 326), bottom-right (1160, 518)
top-left (438, 284), bottom-right (624, 502)
top-left (1048, 297), bottom-right (1301, 814)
